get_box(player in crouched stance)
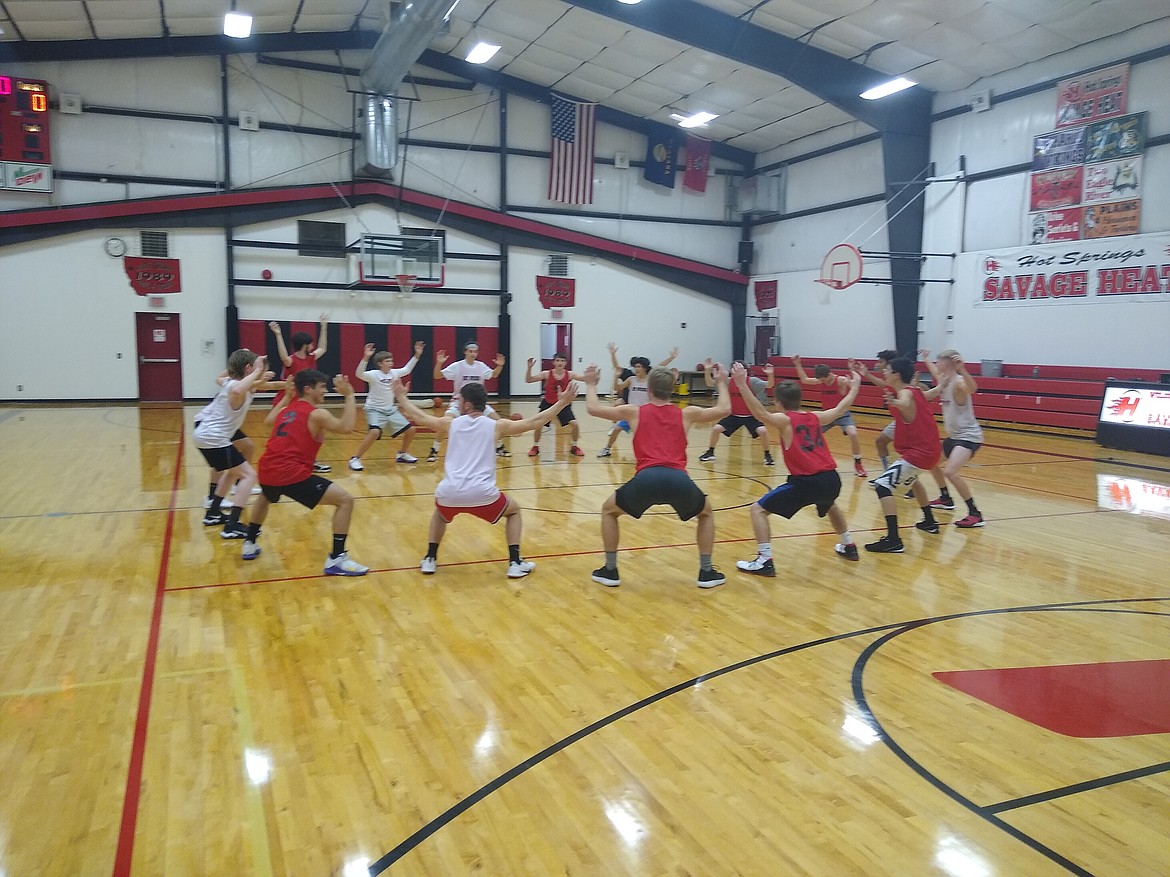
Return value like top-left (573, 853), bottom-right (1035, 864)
top-left (391, 377), bottom-right (578, 579)
top-left (732, 365), bottom-right (863, 574)
top-left (243, 370), bottom-right (369, 576)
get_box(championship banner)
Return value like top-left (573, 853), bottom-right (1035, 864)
top-left (1031, 127), bottom-right (1085, 171)
top-left (124, 256), bottom-right (182, 295)
top-left (1027, 208), bottom-right (1081, 244)
top-left (975, 231), bottom-right (1170, 307)
top-left (1055, 62), bottom-right (1128, 128)
top-left (1086, 112), bottom-right (1145, 163)
top-left (1029, 166), bottom-right (1083, 211)
top-left (536, 275), bottom-right (575, 308)
top-left (1082, 156), bottom-right (1141, 205)
top-left (754, 279), bottom-right (777, 310)
top-left (1083, 200), bottom-right (1141, 239)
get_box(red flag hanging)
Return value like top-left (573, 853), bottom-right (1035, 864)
top-left (754, 279), bottom-right (777, 310)
top-left (124, 256), bottom-right (182, 295)
top-left (683, 135), bottom-right (711, 193)
top-left (536, 275), bottom-right (576, 308)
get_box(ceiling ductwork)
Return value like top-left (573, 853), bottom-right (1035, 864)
top-left (360, 0), bottom-right (461, 96)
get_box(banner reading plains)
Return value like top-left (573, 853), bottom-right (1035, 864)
top-left (1055, 63), bottom-right (1128, 129)
top-left (976, 232), bottom-right (1170, 308)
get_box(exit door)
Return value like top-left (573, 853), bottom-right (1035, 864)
top-left (136, 312), bottom-right (183, 401)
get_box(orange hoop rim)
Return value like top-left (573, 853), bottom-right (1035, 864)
top-left (394, 273), bottom-right (417, 294)
top-left (819, 243), bottom-right (863, 290)
top-left (815, 277), bottom-right (846, 289)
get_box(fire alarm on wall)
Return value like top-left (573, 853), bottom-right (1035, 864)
top-left (261, 269), bottom-right (273, 280)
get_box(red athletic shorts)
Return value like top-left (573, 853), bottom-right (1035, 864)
top-left (435, 492), bottom-right (508, 524)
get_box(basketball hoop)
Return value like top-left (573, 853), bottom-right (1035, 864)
top-left (817, 244), bottom-right (863, 291)
top-left (395, 273), bottom-right (416, 299)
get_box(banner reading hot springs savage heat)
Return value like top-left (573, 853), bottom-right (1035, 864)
top-left (976, 232), bottom-right (1170, 308)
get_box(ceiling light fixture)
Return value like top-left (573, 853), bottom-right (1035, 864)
top-left (860, 76), bottom-right (915, 100)
top-left (465, 41), bottom-right (501, 64)
top-left (672, 111), bottom-right (718, 128)
top-left (616, 0), bottom-right (644, 4)
top-left (223, 11), bottom-right (253, 39)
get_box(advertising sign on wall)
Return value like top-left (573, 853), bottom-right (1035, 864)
top-left (1082, 157), bottom-right (1141, 205)
top-left (1031, 127), bottom-right (1086, 171)
top-left (1055, 63), bottom-right (1129, 128)
top-left (1026, 208), bottom-right (1081, 244)
top-left (1085, 113), bottom-right (1146, 163)
top-left (1, 161), bottom-right (52, 192)
top-left (1029, 166), bottom-right (1084, 211)
top-left (1083, 200), bottom-right (1141, 239)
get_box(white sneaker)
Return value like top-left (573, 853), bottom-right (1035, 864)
top-left (242, 541), bottom-right (261, 560)
top-left (323, 552), bottom-right (369, 576)
top-left (420, 556), bottom-right (437, 574)
top-left (597, 448), bottom-right (612, 458)
top-left (348, 456), bottom-right (364, 471)
top-left (397, 452), bottom-right (418, 463)
top-left (507, 560), bottom-right (536, 578)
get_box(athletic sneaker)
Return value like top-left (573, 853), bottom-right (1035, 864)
top-left (865, 536), bottom-right (905, 553)
top-left (834, 543), bottom-right (860, 562)
top-left (397, 452), bottom-right (418, 464)
top-left (507, 560), bottom-right (536, 579)
top-left (202, 496), bottom-right (217, 509)
top-left (348, 456), bottom-right (364, 471)
top-left (427, 448), bottom-right (439, 462)
top-left (927, 497), bottom-right (955, 510)
top-left (202, 511), bottom-right (227, 526)
top-left (496, 445), bottom-right (511, 458)
top-left (954, 513), bottom-right (985, 528)
top-left (736, 556), bottom-right (775, 577)
top-left (763, 452), bottom-right (775, 466)
top-left (420, 556), bottom-right (437, 574)
top-left (220, 522), bottom-right (249, 539)
top-left (915, 520), bottom-right (940, 534)
top-left (528, 445), bottom-right (540, 457)
top-left (597, 447), bottom-right (612, 458)
top-left (313, 462), bottom-right (331, 473)
top-left (854, 460), bottom-right (867, 478)
top-left (591, 566), bottom-right (621, 587)
top-left (903, 489), bottom-right (915, 499)
top-left (697, 567), bottom-right (726, 588)
top-left (699, 449), bottom-right (715, 462)
top-left (323, 552), bottom-right (369, 576)
top-left (229, 484), bottom-right (262, 496)
top-left (241, 541), bottom-right (261, 561)
top-left (570, 445), bottom-right (584, 457)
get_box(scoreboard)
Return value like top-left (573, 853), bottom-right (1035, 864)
top-left (0, 75), bottom-right (53, 192)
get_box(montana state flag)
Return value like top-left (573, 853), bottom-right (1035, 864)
top-left (643, 125), bottom-right (680, 188)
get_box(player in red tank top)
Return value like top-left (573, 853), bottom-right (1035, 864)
top-left (524, 352), bottom-right (587, 457)
top-left (864, 357), bottom-right (945, 554)
top-left (267, 316), bottom-right (332, 476)
top-left (245, 369), bottom-right (371, 576)
top-left (730, 365), bottom-right (863, 575)
top-left (583, 361), bottom-right (731, 589)
top-left (792, 354), bottom-right (866, 476)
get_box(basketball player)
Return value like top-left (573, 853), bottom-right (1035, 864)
top-left (864, 358), bottom-right (944, 553)
top-left (524, 353), bottom-right (586, 457)
top-left (349, 340), bottom-right (426, 470)
top-left (791, 355), bottom-right (866, 476)
top-left (241, 371), bottom-right (369, 576)
top-left (698, 358), bottom-right (775, 465)
top-left (428, 342), bottom-right (508, 461)
top-left (584, 362), bottom-right (732, 588)
top-left (194, 350), bottom-right (274, 539)
top-left (269, 314), bottom-right (332, 473)
top-left (921, 351), bottom-right (985, 528)
top-left (598, 343), bottom-right (678, 457)
top-left (391, 376), bottom-right (578, 579)
top-left (732, 365), bottom-right (863, 574)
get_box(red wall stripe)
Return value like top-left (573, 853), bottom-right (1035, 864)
top-left (237, 321), bottom-right (267, 359)
top-left (339, 323), bottom-right (367, 385)
top-left (432, 326), bottom-right (457, 394)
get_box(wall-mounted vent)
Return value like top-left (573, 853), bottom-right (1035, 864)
top-left (140, 230), bottom-right (169, 257)
top-left (547, 253), bottom-right (570, 277)
top-left (298, 220), bottom-right (347, 259)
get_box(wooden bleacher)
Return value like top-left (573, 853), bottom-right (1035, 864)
top-left (760, 357), bottom-right (1167, 433)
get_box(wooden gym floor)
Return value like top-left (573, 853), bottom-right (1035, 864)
top-left (0, 400), bottom-right (1167, 876)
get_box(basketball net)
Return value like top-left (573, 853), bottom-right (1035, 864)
top-left (395, 273), bottom-right (416, 299)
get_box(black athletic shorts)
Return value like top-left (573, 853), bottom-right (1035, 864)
top-left (197, 445), bottom-right (246, 471)
top-left (757, 470), bottom-right (842, 519)
top-left (231, 428), bottom-right (248, 442)
top-left (718, 414), bottom-right (764, 437)
top-left (943, 438), bottom-right (982, 457)
top-left (615, 466), bottom-right (706, 521)
top-left (260, 475), bottom-right (331, 509)
top-left (538, 398), bottom-right (576, 426)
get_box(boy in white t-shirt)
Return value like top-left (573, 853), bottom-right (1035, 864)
top-left (349, 340), bottom-right (425, 470)
top-left (427, 341), bottom-right (508, 461)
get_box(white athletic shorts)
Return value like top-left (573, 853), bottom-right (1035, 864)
top-left (870, 459), bottom-right (924, 492)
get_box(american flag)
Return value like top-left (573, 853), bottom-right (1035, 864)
top-left (548, 95), bottom-right (597, 205)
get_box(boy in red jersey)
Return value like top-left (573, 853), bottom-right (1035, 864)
top-left (242, 369), bottom-right (368, 576)
top-left (584, 363), bottom-right (731, 588)
top-left (698, 358), bottom-right (775, 465)
top-left (269, 315), bottom-right (331, 473)
top-left (865, 358), bottom-right (944, 553)
top-left (731, 365), bottom-right (863, 575)
top-left (524, 352), bottom-right (586, 457)
top-left (791, 354), bottom-right (866, 476)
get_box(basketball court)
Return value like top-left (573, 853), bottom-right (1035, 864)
top-left (1, 401), bottom-right (1166, 876)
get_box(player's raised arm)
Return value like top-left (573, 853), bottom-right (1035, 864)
top-left (684, 363), bottom-right (731, 426)
top-left (391, 377), bottom-right (450, 434)
top-left (731, 363), bottom-right (786, 429)
top-left (433, 349), bottom-right (449, 380)
top-left (585, 364), bottom-right (635, 422)
top-left (312, 313), bottom-right (329, 359)
top-left (269, 321), bottom-right (293, 368)
top-left (490, 353), bottom-right (506, 379)
top-left (524, 357), bottom-right (545, 384)
top-left (311, 374), bottom-right (357, 434)
top-left (498, 383), bottom-right (579, 437)
top-left (354, 343), bottom-right (376, 384)
top-left (791, 354), bottom-right (818, 386)
top-left (819, 371), bottom-right (861, 426)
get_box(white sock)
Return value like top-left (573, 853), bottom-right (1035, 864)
top-left (758, 543), bottom-right (773, 559)
top-left (839, 531), bottom-right (853, 545)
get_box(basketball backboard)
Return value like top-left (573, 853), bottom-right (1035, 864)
top-left (356, 230), bottom-right (445, 287)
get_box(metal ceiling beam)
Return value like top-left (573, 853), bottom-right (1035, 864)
top-left (0, 30), bottom-right (377, 63)
top-left (418, 49), bottom-right (755, 168)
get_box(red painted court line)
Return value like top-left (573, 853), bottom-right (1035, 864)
top-left (111, 432), bottom-right (184, 877)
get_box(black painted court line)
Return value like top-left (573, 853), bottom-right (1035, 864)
top-left (986, 761), bottom-right (1170, 814)
top-left (851, 604), bottom-right (1170, 877)
top-left (367, 596), bottom-right (1168, 875)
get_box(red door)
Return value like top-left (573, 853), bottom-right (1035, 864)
top-left (136, 312), bottom-right (183, 401)
top-left (540, 322), bottom-right (573, 370)
top-left (754, 324), bottom-right (774, 365)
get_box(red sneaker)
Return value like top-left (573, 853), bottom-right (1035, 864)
top-left (570, 445), bottom-right (585, 457)
top-left (854, 460), bottom-right (867, 477)
top-left (527, 445), bottom-right (540, 457)
top-left (955, 514), bottom-right (985, 528)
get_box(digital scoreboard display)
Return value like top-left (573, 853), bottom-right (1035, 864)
top-left (0, 75), bottom-right (53, 192)
top-left (1096, 380), bottom-right (1170, 456)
